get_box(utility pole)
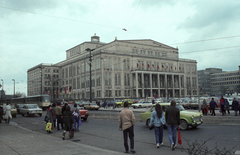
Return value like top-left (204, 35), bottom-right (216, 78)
top-left (86, 48), bottom-right (95, 103)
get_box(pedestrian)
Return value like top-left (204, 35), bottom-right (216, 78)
top-left (152, 99), bottom-right (155, 104)
top-left (51, 103), bottom-right (57, 128)
top-left (202, 99), bottom-right (207, 115)
top-left (3, 103), bottom-right (12, 124)
top-left (62, 105), bottom-right (74, 140)
top-left (220, 95), bottom-right (226, 116)
top-left (238, 99), bottom-right (240, 116)
top-left (225, 99), bottom-right (230, 115)
top-left (149, 103), bottom-right (166, 148)
top-left (45, 105), bottom-right (54, 133)
top-left (165, 100), bottom-right (180, 150)
top-left (72, 104), bottom-right (80, 132)
top-left (0, 105), bottom-right (3, 123)
top-left (119, 101), bottom-right (136, 154)
top-left (104, 100), bottom-right (107, 109)
top-left (209, 98), bottom-right (218, 116)
top-left (232, 98), bottom-right (238, 116)
top-left (62, 103), bottom-right (68, 114)
top-left (96, 100), bottom-right (100, 107)
top-left (55, 102), bottom-right (64, 130)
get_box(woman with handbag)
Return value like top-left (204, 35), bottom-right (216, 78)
top-left (45, 105), bottom-right (54, 133)
top-left (149, 103), bottom-right (166, 148)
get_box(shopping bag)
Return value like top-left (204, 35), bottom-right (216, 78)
top-left (178, 128), bottom-right (182, 145)
top-left (78, 119), bottom-right (82, 126)
top-left (46, 122), bottom-right (52, 131)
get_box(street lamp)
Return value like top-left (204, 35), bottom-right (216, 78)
top-left (86, 48), bottom-right (95, 103)
top-left (12, 79), bottom-right (15, 96)
top-left (1, 79), bottom-right (3, 90)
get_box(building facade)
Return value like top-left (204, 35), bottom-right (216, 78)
top-left (27, 35), bottom-right (198, 101)
top-left (198, 68), bottom-right (223, 96)
top-left (210, 66), bottom-right (240, 95)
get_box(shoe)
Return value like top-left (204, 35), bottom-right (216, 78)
top-left (130, 149), bottom-right (136, 153)
top-left (157, 143), bottom-right (160, 148)
top-left (174, 144), bottom-right (177, 149)
top-left (171, 143), bottom-right (175, 150)
top-left (160, 143), bottom-right (163, 146)
top-left (62, 131), bottom-right (66, 140)
top-left (124, 151), bottom-right (129, 153)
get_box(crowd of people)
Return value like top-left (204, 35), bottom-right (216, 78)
top-left (44, 102), bottom-right (81, 140)
top-left (205, 96), bottom-right (240, 116)
top-left (118, 100), bottom-right (180, 153)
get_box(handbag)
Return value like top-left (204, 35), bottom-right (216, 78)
top-left (149, 124), bottom-right (154, 130)
top-left (178, 128), bottom-right (182, 145)
top-left (78, 119), bottom-right (82, 126)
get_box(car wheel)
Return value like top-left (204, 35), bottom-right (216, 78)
top-left (39, 114), bottom-right (42, 117)
top-left (139, 105), bottom-right (142, 108)
top-left (27, 112), bottom-right (30, 116)
top-left (83, 118), bottom-right (87, 121)
top-left (118, 105), bottom-right (121, 108)
top-left (180, 120), bottom-right (188, 130)
top-left (21, 113), bottom-right (24, 116)
top-left (146, 119), bottom-right (151, 127)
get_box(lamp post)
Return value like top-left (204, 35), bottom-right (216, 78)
top-left (1, 79), bottom-right (3, 90)
top-left (86, 48), bottom-right (95, 103)
top-left (12, 79), bottom-right (15, 96)
top-left (40, 68), bottom-right (42, 95)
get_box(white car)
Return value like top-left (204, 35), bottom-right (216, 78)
top-left (131, 101), bottom-right (152, 108)
top-left (20, 104), bottom-right (42, 117)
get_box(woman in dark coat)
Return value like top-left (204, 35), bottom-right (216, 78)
top-left (62, 105), bottom-right (73, 140)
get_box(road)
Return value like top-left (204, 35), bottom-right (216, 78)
top-left (7, 109), bottom-right (240, 155)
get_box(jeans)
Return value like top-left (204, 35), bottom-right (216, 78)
top-left (154, 126), bottom-right (163, 144)
top-left (167, 125), bottom-right (177, 145)
top-left (74, 117), bottom-right (79, 131)
top-left (123, 126), bottom-right (134, 151)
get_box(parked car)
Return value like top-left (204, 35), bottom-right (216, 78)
top-left (20, 104), bottom-right (42, 117)
top-left (115, 99), bottom-right (134, 108)
top-left (131, 101), bottom-right (152, 108)
top-left (11, 105), bottom-right (17, 118)
top-left (68, 104), bottom-right (89, 121)
top-left (84, 103), bottom-right (100, 110)
top-left (16, 104), bottom-right (24, 114)
top-left (140, 103), bottom-right (203, 130)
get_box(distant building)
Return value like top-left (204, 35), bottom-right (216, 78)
top-left (27, 34), bottom-right (198, 101)
top-left (210, 66), bottom-right (240, 95)
top-left (198, 68), bottom-right (223, 96)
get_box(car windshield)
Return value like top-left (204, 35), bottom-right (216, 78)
top-left (176, 104), bottom-right (185, 111)
top-left (91, 103), bottom-right (97, 106)
top-left (28, 105), bottom-right (38, 109)
top-left (18, 104), bottom-right (24, 108)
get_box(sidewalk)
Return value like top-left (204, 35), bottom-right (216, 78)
top-left (0, 123), bottom-right (124, 155)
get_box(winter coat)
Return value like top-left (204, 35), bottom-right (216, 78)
top-left (119, 107), bottom-right (135, 131)
top-left (220, 98), bottom-right (226, 106)
top-left (63, 110), bottom-right (74, 131)
top-left (149, 110), bottom-right (166, 127)
top-left (202, 100), bottom-right (207, 109)
top-left (225, 100), bottom-right (229, 110)
top-left (210, 101), bottom-right (218, 109)
top-left (232, 100), bottom-right (239, 111)
top-left (51, 107), bottom-right (56, 121)
top-left (46, 109), bottom-right (54, 123)
top-left (4, 105), bottom-right (12, 119)
top-left (165, 106), bottom-right (180, 126)
top-left (55, 106), bottom-right (62, 115)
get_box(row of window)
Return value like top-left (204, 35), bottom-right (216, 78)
top-left (211, 77), bottom-right (240, 81)
top-left (211, 81), bottom-right (240, 85)
top-left (132, 49), bottom-right (169, 57)
top-left (211, 72), bottom-right (240, 77)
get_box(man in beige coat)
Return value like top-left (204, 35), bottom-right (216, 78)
top-left (119, 101), bottom-right (136, 153)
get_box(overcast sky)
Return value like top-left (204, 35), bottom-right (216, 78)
top-left (1, 0), bottom-right (240, 96)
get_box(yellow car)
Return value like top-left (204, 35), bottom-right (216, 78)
top-left (115, 99), bottom-right (133, 108)
top-left (140, 103), bottom-right (203, 130)
top-left (84, 103), bottom-right (99, 110)
top-left (11, 106), bottom-right (17, 118)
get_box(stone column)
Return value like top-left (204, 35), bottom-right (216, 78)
top-left (165, 74), bottom-right (167, 98)
top-left (135, 72), bottom-right (138, 98)
top-left (142, 72), bottom-right (144, 98)
top-left (157, 73), bottom-right (160, 98)
top-left (150, 73), bottom-right (152, 97)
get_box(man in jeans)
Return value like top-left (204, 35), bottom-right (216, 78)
top-left (55, 102), bottom-right (63, 130)
top-left (119, 101), bottom-right (136, 154)
top-left (165, 100), bottom-right (180, 150)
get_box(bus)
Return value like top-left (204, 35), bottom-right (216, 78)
top-left (0, 95), bottom-right (50, 110)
